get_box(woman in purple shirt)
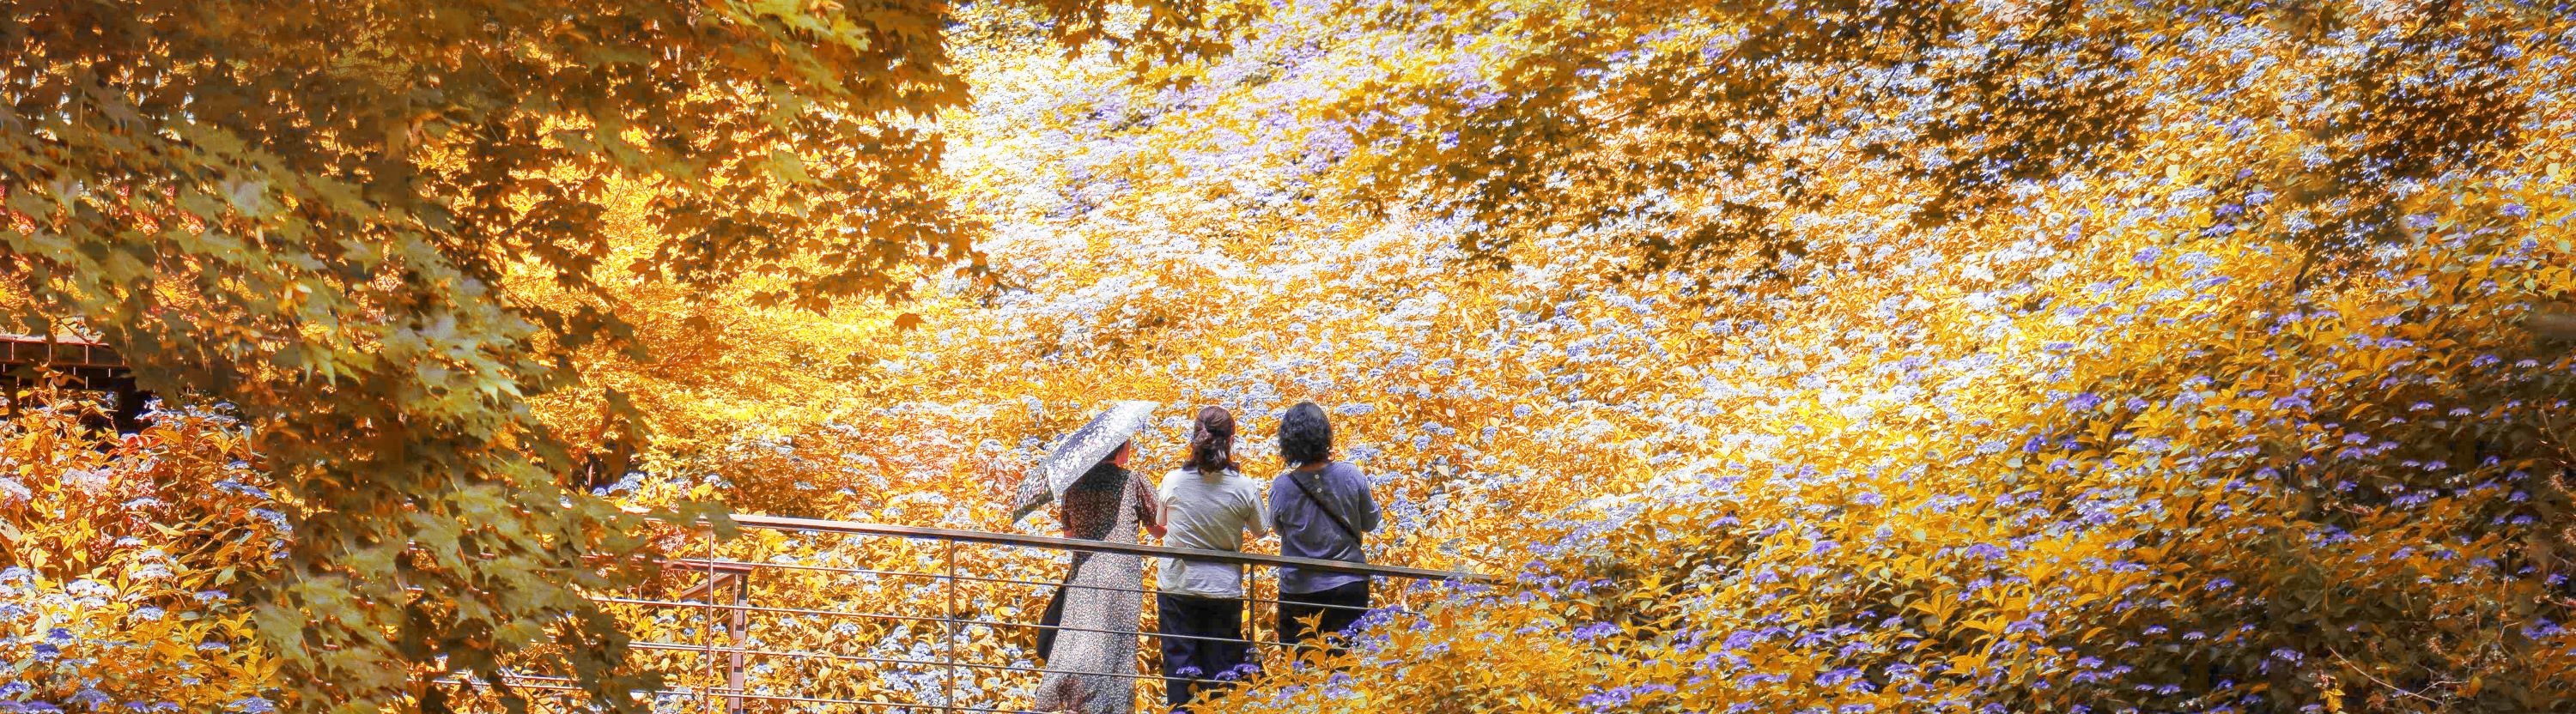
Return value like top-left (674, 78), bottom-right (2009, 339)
top-left (1267, 401), bottom-right (1381, 649)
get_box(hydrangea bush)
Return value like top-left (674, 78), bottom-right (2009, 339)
top-left (9, 1), bottom-right (2575, 712)
top-left (0, 407), bottom-right (282, 712)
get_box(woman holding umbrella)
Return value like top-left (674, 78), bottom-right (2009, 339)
top-left (1008, 400), bottom-right (1165, 713)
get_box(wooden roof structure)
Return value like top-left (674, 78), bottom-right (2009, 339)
top-left (1, 334), bottom-right (131, 385)
top-left (1, 334), bottom-right (148, 431)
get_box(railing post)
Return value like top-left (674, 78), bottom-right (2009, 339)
top-left (728, 573), bottom-right (748, 714)
top-left (1242, 566), bottom-right (1256, 676)
top-left (702, 520), bottom-right (717, 714)
top-left (943, 538), bottom-right (958, 711)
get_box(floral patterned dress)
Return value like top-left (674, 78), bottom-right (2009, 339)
top-left (1012, 463), bottom-right (1157, 713)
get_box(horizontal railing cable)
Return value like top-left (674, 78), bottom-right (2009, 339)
top-left (437, 674), bottom-right (1047, 713)
top-left (607, 595), bottom-right (1315, 650)
top-left (627, 639), bottom-right (1235, 685)
top-left (723, 513), bottom-right (1498, 583)
top-left (654, 556), bottom-right (1428, 616)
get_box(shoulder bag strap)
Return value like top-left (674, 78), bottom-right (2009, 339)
top-left (1287, 467), bottom-right (1364, 546)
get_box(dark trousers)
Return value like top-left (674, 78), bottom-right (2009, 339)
top-left (1157, 593), bottom-right (1249, 712)
top-left (1276, 580), bottom-right (1371, 649)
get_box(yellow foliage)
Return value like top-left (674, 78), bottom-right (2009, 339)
top-left (0, 405), bottom-right (283, 711)
top-left (11, 2), bottom-right (2576, 713)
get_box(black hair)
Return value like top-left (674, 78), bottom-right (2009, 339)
top-left (1188, 406), bottom-right (1237, 474)
top-left (1278, 401), bottom-right (1334, 465)
top-left (1096, 440), bottom-right (1133, 469)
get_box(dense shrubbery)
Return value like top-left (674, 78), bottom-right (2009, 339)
top-left (0, 406), bottom-right (282, 712)
top-left (9, 1), bottom-right (2575, 712)
top-left (924, 3), bottom-right (2576, 711)
top-left (1205, 172), bottom-right (2576, 713)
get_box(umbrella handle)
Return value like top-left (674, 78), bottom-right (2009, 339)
top-left (1006, 472), bottom-right (1052, 523)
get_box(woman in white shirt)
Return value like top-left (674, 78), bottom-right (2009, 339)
top-left (1151, 406), bottom-right (1268, 712)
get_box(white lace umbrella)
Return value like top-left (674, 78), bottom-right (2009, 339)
top-left (1031, 400), bottom-right (1157, 501)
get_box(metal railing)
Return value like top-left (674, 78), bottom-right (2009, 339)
top-left (441, 513), bottom-right (1494, 713)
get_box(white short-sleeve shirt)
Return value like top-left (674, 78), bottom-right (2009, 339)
top-left (1153, 467), bottom-right (1270, 597)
